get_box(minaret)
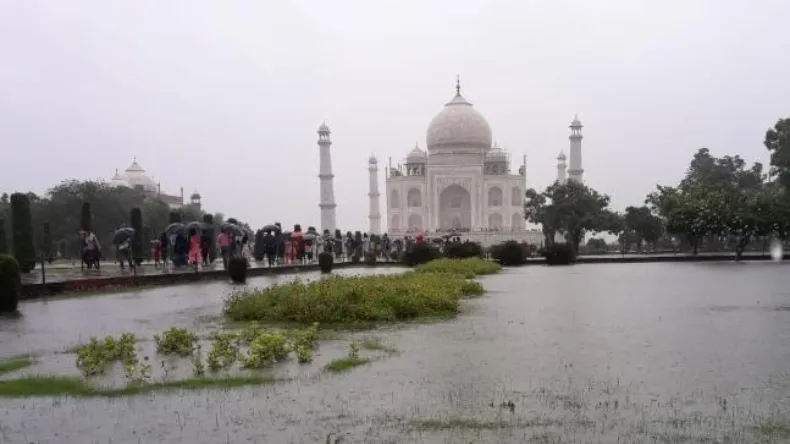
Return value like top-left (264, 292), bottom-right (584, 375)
top-left (368, 155), bottom-right (381, 235)
top-left (556, 151), bottom-right (567, 183)
top-left (567, 114), bottom-right (584, 183)
top-left (317, 122), bottom-right (337, 233)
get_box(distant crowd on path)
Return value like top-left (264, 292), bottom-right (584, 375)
top-left (77, 221), bottom-right (468, 273)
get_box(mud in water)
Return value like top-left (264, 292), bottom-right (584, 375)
top-left (2, 262), bottom-right (790, 443)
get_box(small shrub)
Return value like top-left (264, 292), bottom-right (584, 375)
top-left (154, 327), bottom-right (198, 356)
top-left (75, 333), bottom-right (138, 377)
top-left (490, 240), bottom-right (527, 266)
top-left (403, 243), bottom-right (441, 267)
top-left (544, 243), bottom-right (574, 265)
top-left (223, 272), bottom-right (484, 324)
top-left (443, 241), bottom-right (483, 259)
top-left (0, 255), bottom-right (20, 313)
top-left (228, 257), bottom-right (248, 283)
top-left (0, 218), bottom-right (7, 254)
top-left (207, 332), bottom-right (239, 371)
top-left (415, 257), bottom-right (501, 278)
top-left (318, 251), bottom-right (333, 273)
top-left (239, 332), bottom-right (289, 369)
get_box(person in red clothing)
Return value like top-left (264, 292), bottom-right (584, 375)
top-left (188, 228), bottom-right (202, 270)
top-left (218, 231), bottom-right (231, 269)
top-left (150, 239), bottom-right (162, 268)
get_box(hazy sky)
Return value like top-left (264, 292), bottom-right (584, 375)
top-left (1, 0), bottom-right (788, 231)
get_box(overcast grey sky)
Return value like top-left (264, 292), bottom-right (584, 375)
top-left (1, 0), bottom-right (788, 231)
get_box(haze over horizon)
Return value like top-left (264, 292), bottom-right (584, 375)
top-left (1, 0), bottom-right (788, 231)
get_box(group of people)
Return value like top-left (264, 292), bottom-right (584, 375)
top-left (149, 227), bottom-right (248, 270)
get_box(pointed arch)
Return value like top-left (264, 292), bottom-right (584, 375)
top-left (407, 188), bottom-right (422, 207)
top-left (390, 189), bottom-right (400, 209)
top-left (488, 186), bottom-right (503, 207)
top-left (511, 187), bottom-right (522, 206)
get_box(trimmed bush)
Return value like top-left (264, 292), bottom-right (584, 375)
top-left (0, 254), bottom-right (20, 313)
top-left (0, 219), bottom-right (8, 254)
top-left (223, 272), bottom-right (484, 324)
top-left (168, 211), bottom-right (182, 224)
top-left (228, 257), bottom-right (248, 283)
top-left (129, 207), bottom-right (144, 266)
top-left (544, 243), bottom-right (574, 265)
top-left (403, 243), bottom-right (440, 267)
top-left (42, 221), bottom-right (53, 263)
top-left (10, 193), bottom-right (36, 273)
top-left (253, 230), bottom-right (265, 261)
top-left (415, 257), bottom-right (501, 278)
top-left (80, 202), bottom-right (92, 232)
top-left (443, 241), bottom-right (483, 259)
top-left (490, 240), bottom-right (527, 266)
top-left (318, 251), bottom-right (333, 273)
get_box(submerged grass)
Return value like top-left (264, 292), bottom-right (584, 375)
top-left (0, 374), bottom-right (284, 398)
top-left (415, 257), bottom-right (501, 278)
top-left (224, 272), bottom-right (484, 325)
top-left (0, 356), bottom-right (34, 376)
top-left (324, 357), bottom-right (371, 373)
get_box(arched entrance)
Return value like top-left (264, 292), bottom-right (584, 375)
top-left (439, 184), bottom-right (471, 230)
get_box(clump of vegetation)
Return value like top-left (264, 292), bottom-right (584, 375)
top-left (223, 272), bottom-right (484, 325)
top-left (75, 333), bottom-right (138, 377)
top-left (415, 257), bottom-right (501, 278)
top-left (206, 332), bottom-right (239, 371)
top-left (0, 254), bottom-right (21, 313)
top-left (239, 332), bottom-right (290, 369)
top-left (443, 241), bottom-right (483, 259)
top-left (489, 240), bottom-right (530, 266)
top-left (228, 257), bottom-right (248, 283)
top-left (402, 243), bottom-right (441, 266)
top-left (325, 342), bottom-right (370, 373)
top-left (154, 327), bottom-right (198, 356)
top-left (544, 243), bottom-right (575, 265)
top-left (318, 251), bottom-right (334, 273)
top-left (0, 356), bottom-right (33, 376)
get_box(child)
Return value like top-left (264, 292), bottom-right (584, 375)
top-left (188, 228), bottom-right (202, 270)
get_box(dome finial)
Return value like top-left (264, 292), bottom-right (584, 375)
top-left (455, 75), bottom-right (461, 96)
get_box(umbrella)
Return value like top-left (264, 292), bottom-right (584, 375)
top-left (303, 233), bottom-right (316, 241)
top-left (166, 223), bottom-right (186, 236)
top-left (221, 223), bottom-right (244, 237)
top-left (262, 224), bottom-right (279, 232)
top-left (113, 227), bottom-right (135, 244)
top-left (186, 221), bottom-right (207, 233)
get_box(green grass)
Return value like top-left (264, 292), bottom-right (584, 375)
top-left (224, 272), bottom-right (484, 325)
top-left (414, 257), bottom-right (501, 278)
top-left (324, 357), bottom-right (371, 373)
top-left (358, 338), bottom-right (398, 354)
top-left (0, 374), bottom-right (284, 398)
top-left (0, 357), bottom-right (34, 376)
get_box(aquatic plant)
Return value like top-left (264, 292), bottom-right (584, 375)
top-left (223, 272), bottom-right (484, 324)
top-left (123, 356), bottom-right (151, 385)
top-left (239, 332), bottom-right (290, 369)
top-left (0, 254), bottom-right (21, 313)
top-left (191, 345), bottom-right (205, 377)
top-left (206, 332), bottom-right (239, 371)
top-left (75, 333), bottom-right (138, 377)
top-left (153, 327), bottom-right (198, 356)
top-left (415, 257), bottom-right (501, 278)
top-left (324, 341), bottom-right (370, 373)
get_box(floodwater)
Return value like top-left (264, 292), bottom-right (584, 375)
top-left (2, 262), bottom-right (790, 443)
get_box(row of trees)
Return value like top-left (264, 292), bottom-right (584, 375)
top-left (0, 180), bottom-right (227, 264)
top-left (525, 118), bottom-right (790, 260)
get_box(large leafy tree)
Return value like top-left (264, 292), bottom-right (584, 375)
top-left (623, 206), bottom-right (664, 252)
top-left (525, 181), bottom-right (616, 254)
top-left (764, 118), bottom-right (790, 190)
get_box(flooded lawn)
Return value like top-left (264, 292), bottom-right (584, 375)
top-left (2, 262), bottom-right (790, 443)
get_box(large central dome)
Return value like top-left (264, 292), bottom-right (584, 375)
top-left (426, 87), bottom-right (492, 154)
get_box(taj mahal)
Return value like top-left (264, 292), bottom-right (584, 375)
top-left (317, 78), bottom-right (584, 247)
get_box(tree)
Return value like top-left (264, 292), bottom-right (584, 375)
top-left (526, 181), bottom-right (614, 254)
top-left (42, 221), bottom-right (53, 262)
top-left (169, 211), bottom-right (182, 224)
top-left (10, 193), bottom-right (36, 272)
top-left (624, 206), bottom-right (664, 252)
top-left (80, 202), bottom-right (92, 232)
top-left (764, 118), bottom-right (790, 190)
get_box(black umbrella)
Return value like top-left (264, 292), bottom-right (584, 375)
top-left (166, 223), bottom-right (186, 236)
top-left (221, 223), bottom-right (244, 237)
top-left (113, 227), bottom-right (135, 244)
top-left (186, 221), bottom-right (207, 233)
top-left (262, 224), bottom-right (279, 232)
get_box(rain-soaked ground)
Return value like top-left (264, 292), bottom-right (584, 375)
top-left (2, 262), bottom-right (790, 443)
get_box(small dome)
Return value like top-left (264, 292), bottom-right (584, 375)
top-left (426, 89), bottom-right (492, 153)
top-left (318, 122), bottom-right (330, 133)
top-left (406, 143), bottom-right (427, 162)
top-left (368, 154), bottom-right (377, 164)
top-left (190, 191), bottom-right (201, 200)
top-left (109, 169), bottom-right (129, 188)
top-left (557, 151), bottom-right (566, 161)
top-left (486, 146), bottom-right (508, 161)
top-left (122, 158), bottom-right (158, 193)
top-left (570, 114), bottom-right (582, 127)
